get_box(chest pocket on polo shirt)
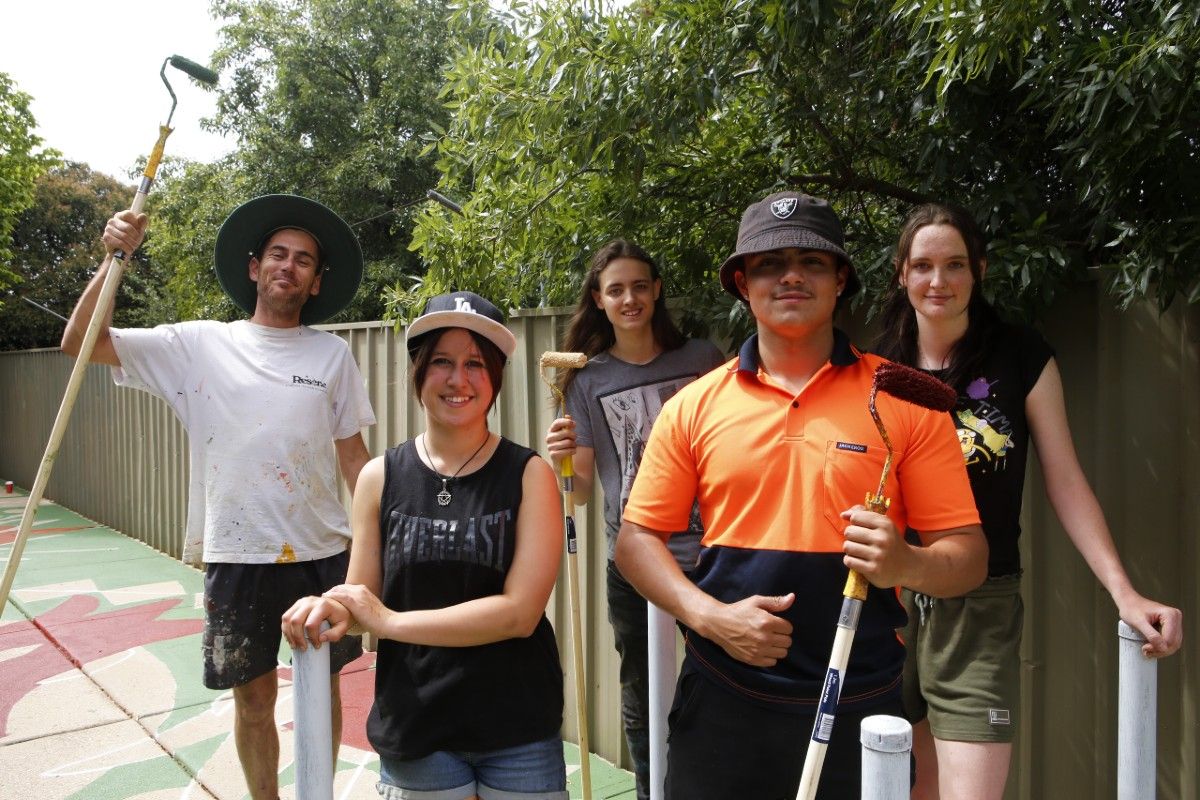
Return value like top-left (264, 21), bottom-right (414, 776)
top-left (822, 441), bottom-right (888, 535)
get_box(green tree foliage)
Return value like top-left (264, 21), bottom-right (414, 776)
top-left (410, 0), bottom-right (754, 327)
top-left (898, 0), bottom-right (1200, 309)
top-left (0, 163), bottom-right (166, 350)
top-left (411, 0), bottom-right (1199, 330)
top-left (0, 72), bottom-right (59, 290)
top-left (165, 0), bottom-right (462, 322)
top-left (144, 156), bottom-right (254, 323)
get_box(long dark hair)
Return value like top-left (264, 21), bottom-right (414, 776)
top-left (557, 239), bottom-right (686, 395)
top-left (873, 203), bottom-right (1001, 392)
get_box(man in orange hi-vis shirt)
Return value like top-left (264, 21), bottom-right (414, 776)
top-left (615, 191), bottom-right (987, 800)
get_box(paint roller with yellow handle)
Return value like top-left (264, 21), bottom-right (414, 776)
top-left (539, 350), bottom-right (592, 800)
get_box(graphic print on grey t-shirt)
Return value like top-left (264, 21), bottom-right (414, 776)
top-left (599, 376), bottom-right (704, 536)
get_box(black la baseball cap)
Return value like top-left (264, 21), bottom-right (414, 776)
top-left (405, 291), bottom-right (517, 361)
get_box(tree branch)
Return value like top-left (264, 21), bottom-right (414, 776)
top-left (489, 166), bottom-right (601, 243)
top-left (790, 173), bottom-right (931, 205)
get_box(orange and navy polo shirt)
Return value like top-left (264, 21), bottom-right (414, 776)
top-left (623, 329), bottom-right (979, 711)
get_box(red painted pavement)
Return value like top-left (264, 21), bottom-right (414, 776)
top-left (0, 595), bottom-right (203, 738)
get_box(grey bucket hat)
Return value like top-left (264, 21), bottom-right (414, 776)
top-left (717, 191), bottom-right (860, 302)
top-left (213, 194), bottom-right (363, 325)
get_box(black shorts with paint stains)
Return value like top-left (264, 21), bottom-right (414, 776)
top-left (202, 551), bottom-right (363, 689)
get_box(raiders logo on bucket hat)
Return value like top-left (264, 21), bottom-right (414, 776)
top-left (405, 291), bottom-right (517, 362)
top-left (717, 191), bottom-right (860, 302)
top-left (770, 196), bottom-right (798, 218)
top-left (214, 194), bottom-right (363, 325)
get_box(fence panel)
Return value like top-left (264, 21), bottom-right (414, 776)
top-left (1, 293), bottom-right (1196, 793)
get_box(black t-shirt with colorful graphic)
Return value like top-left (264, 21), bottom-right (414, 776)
top-left (931, 324), bottom-right (1054, 576)
top-left (367, 437), bottom-right (564, 760)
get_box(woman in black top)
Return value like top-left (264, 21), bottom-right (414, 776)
top-left (874, 204), bottom-right (1182, 800)
top-left (284, 291), bottom-right (566, 800)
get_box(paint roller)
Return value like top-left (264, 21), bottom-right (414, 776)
top-left (0, 55), bottom-right (219, 614)
top-left (538, 350), bottom-right (593, 800)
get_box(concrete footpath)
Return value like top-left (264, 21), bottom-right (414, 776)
top-left (0, 490), bottom-right (634, 799)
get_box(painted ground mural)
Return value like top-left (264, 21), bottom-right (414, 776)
top-left (0, 492), bottom-right (625, 799)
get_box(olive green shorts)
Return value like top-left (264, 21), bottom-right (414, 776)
top-left (900, 575), bottom-right (1023, 743)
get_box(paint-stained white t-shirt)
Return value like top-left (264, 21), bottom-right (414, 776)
top-left (111, 320), bottom-right (375, 565)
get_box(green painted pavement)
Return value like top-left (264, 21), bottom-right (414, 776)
top-left (564, 742), bottom-right (639, 799)
top-left (0, 490), bottom-right (635, 799)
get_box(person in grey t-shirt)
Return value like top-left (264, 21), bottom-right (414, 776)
top-left (545, 240), bottom-right (724, 800)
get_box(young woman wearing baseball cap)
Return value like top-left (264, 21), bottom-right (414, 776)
top-left (284, 291), bottom-right (568, 800)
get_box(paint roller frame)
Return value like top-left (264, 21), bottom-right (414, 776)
top-left (796, 362), bottom-right (957, 800)
top-left (0, 54), bottom-right (219, 615)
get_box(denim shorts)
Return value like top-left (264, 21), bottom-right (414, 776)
top-left (376, 736), bottom-right (568, 800)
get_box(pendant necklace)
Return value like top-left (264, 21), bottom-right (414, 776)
top-left (420, 432), bottom-right (491, 507)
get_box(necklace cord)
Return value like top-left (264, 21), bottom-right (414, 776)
top-left (419, 432), bottom-right (491, 506)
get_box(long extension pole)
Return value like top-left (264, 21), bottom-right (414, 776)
top-left (539, 352), bottom-right (592, 800)
top-left (797, 363), bottom-right (957, 800)
top-left (560, 444), bottom-right (593, 800)
top-left (795, 546), bottom-right (875, 799)
top-left (0, 135), bottom-right (171, 616)
top-left (0, 56), bottom-right (217, 616)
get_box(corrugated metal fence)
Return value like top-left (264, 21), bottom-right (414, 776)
top-left (1, 290), bottom-right (1196, 797)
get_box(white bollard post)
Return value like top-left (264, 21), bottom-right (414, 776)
top-left (1118, 620), bottom-right (1157, 800)
top-left (860, 715), bottom-right (911, 800)
top-left (648, 602), bottom-right (676, 800)
top-left (293, 621), bottom-right (334, 800)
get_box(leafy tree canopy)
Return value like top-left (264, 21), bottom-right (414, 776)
top-left (144, 155), bottom-right (255, 324)
top-left (410, 0), bottom-right (1199, 334)
top-left (153, 0), bottom-right (462, 322)
top-left (0, 72), bottom-right (59, 291)
top-left (0, 163), bottom-right (165, 350)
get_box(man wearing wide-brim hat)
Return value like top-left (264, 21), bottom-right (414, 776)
top-left (614, 191), bottom-right (987, 798)
top-left (62, 195), bottom-right (376, 800)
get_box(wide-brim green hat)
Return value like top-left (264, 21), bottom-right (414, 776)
top-left (213, 194), bottom-right (363, 325)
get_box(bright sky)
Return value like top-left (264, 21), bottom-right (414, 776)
top-left (0, 0), bottom-right (232, 181)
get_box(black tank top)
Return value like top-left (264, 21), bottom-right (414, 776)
top-left (367, 437), bottom-right (564, 760)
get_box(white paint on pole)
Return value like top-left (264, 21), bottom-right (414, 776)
top-left (859, 715), bottom-right (911, 800)
top-left (1118, 620), bottom-right (1156, 800)
top-left (648, 602), bottom-right (676, 800)
top-left (293, 622), bottom-right (333, 800)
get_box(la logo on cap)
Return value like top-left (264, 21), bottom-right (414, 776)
top-left (771, 197), bottom-right (798, 219)
top-left (453, 296), bottom-right (477, 314)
